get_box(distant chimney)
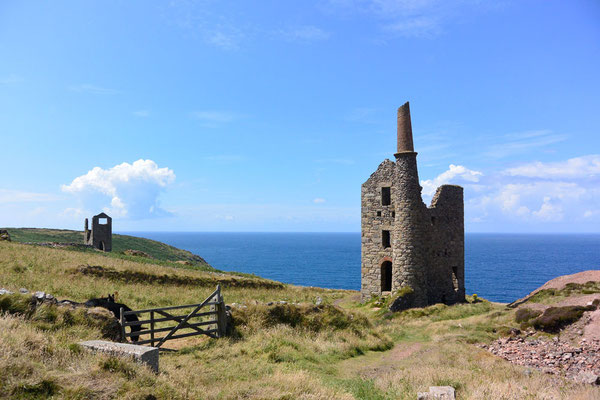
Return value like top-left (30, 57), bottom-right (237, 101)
top-left (396, 102), bottom-right (414, 154)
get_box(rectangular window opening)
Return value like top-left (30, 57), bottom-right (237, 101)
top-left (382, 230), bottom-right (391, 248)
top-left (376, 211), bottom-right (381, 217)
top-left (381, 187), bottom-right (391, 206)
top-left (99, 218), bottom-right (108, 225)
top-left (451, 266), bottom-right (459, 291)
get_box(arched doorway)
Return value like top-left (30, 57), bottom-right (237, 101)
top-left (381, 261), bottom-right (392, 292)
top-left (99, 241), bottom-right (105, 251)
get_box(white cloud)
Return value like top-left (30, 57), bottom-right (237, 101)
top-left (315, 158), bottom-right (355, 165)
top-left (465, 167), bottom-right (599, 226)
top-left (485, 130), bottom-right (567, 158)
top-left (313, 198), bottom-right (327, 204)
top-left (504, 154), bottom-right (600, 180)
top-left (69, 84), bottom-right (118, 95)
top-left (324, 0), bottom-right (488, 39)
top-left (204, 155), bottom-right (245, 162)
top-left (133, 110), bottom-right (150, 118)
top-left (584, 210), bottom-right (600, 218)
top-left (532, 197), bottom-right (563, 221)
top-left (206, 30), bottom-right (242, 50)
top-left (0, 189), bottom-right (59, 203)
top-left (421, 164), bottom-right (483, 196)
top-left (384, 16), bottom-right (441, 38)
top-left (280, 26), bottom-right (330, 41)
top-left (61, 159), bottom-right (175, 219)
top-left (0, 74), bottom-right (23, 85)
top-left (191, 111), bottom-right (241, 127)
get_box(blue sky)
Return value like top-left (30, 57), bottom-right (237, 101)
top-left (1, 0), bottom-right (599, 232)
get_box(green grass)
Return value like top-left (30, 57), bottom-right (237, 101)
top-left (3, 228), bottom-right (211, 268)
top-left (1, 237), bottom-right (599, 399)
top-left (524, 281), bottom-right (600, 304)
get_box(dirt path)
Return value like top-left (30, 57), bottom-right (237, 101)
top-left (334, 292), bottom-right (361, 307)
top-left (338, 342), bottom-right (423, 379)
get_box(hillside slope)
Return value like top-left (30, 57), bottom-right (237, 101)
top-left (0, 238), bottom-right (599, 399)
top-left (3, 227), bottom-right (209, 267)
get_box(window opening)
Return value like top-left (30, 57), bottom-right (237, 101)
top-left (381, 187), bottom-right (391, 206)
top-left (381, 261), bottom-right (392, 292)
top-left (382, 230), bottom-right (391, 248)
top-left (451, 266), bottom-right (459, 291)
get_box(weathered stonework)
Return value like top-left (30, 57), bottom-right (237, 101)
top-left (361, 102), bottom-right (465, 307)
top-left (84, 212), bottom-right (112, 252)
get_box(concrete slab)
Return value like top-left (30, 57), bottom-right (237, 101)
top-left (80, 340), bottom-right (159, 373)
top-left (417, 386), bottom-right (455, 399)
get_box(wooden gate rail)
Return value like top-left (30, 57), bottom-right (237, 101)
top-left (119, 285), bottom-right (227, 348)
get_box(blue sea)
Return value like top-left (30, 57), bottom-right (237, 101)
top-left (122, 232), bottom-right (600, 303)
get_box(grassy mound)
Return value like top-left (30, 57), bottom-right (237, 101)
top-left (0, 293), bottom-right (121, 340)
top-left (232, 303), bottom-right (371, 335)
top-left (76, 264), bottom-right (284, 289)
top-left (3, 228), bottom-right (209, 267)
top-left (523, 281), bottom-right (600, 304)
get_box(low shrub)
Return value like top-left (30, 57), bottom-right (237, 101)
top-left (0, 294), bottom-right (37, 317)
top-left (232, 303), bottom-right (370, 335)
top-left (0, 294), bottom-right (120, 339)
top-left (531, 305), bottom-right (595, 333)
top-left (12, 379), bottom-right (61, 399)
top-left (100, 356), bottom-right (137, 379)
top-left (515, 307), bottom-right (542, 324)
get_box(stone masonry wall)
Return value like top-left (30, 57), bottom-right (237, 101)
top-left (360, 103), bottom-right (465, 308)
top-left (391, 153), bottom-right (430, 307)
top-left (427, 185), bottom-right (465, 304)
top-left (361, 159), bottom-right (395, 300)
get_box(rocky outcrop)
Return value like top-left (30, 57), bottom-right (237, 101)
top-left (0, 229), bottom-right (10, 241)
top-left (123, 249), bottom-right (152, 258)
top-left (481, 335), bottom-right (600, 385)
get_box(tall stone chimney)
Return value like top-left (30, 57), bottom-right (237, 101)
top-left (396, 102), bottom-right (414, 154)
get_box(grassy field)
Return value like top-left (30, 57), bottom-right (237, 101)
top-left (1, 239), bottom-right (598, 399)
top-left (2, 228), bottom-right (212, 270)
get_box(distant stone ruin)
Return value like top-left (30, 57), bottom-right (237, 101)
top-left (84, 213), bottom-right (112, 252)
top-left (361, 102), bottom-right (465, 308)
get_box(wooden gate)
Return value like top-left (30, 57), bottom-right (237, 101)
top-left (119, 285), bottom-right (227, 348)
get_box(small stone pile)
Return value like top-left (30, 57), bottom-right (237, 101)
top-left (481, 334), bottom-right (600, 385)
top-left (0, 229), bottom-right (10, 241)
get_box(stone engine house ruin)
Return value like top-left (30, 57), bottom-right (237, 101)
top-left (84, 212), bottom-right (112, 252)
top-left (361, 102), bottom-right (464, 307)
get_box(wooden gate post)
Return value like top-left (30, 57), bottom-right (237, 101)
top-left (216, 285), bottom-right (227, 338)
top-left (119, 307), bottom-right (126, 342)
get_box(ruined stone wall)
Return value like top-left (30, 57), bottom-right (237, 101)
top-left (84, 214), bottom-right (112, 252)
top-left (427, 185), bottom-right (464, 304)
top-left (361, 160), bottom-right (395, 301)
top-left (360, 103), bottom-right (465, 308)
top-left (391, 153), bottom-right (430, 307)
